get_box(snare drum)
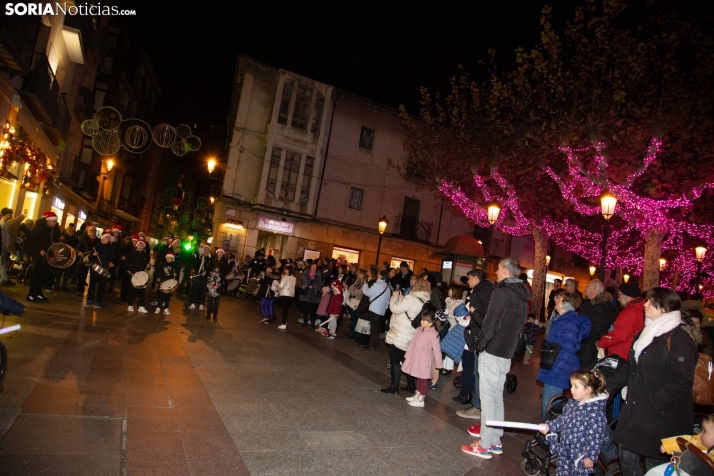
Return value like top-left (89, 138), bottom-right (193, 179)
top-left (131, 271), bottom-right (149, 289)
top-left (159, 279), bottom-right (179, 294)
top-left (47, 243), bottom-right (76, 269)
top-left (91, 263), bottom-right (111, 279)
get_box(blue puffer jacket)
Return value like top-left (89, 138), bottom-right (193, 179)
top-left (441, 325), bottom-right (466, 363)
top-left (537, 310), bottom-right (591, 389)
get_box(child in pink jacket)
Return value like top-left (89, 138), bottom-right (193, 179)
top-left (401, 310), bottom-right (442, 408)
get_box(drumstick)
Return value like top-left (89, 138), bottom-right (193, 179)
top-left (485, 420), bottom-right (547, 431)
top-left (318, 316), bottom-right (336, 327)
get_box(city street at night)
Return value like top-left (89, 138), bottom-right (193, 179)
top-left (0, 288), bottom-right (542, 475)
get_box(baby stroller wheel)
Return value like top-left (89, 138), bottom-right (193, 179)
top-left (520, 458), bottom-right (541, 476)
top-left (506, 374), bottom-right (518, 393)
top-left (453, 376), bottom-right (461, 389)
top-left (386, 361), bottom-right (391, 369)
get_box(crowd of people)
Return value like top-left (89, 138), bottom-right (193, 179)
top-left (4, 210), bottom-right (713, 475)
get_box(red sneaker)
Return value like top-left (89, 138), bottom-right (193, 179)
top-left (467, 424), bottom-right (481, 438)
top-left (461, 443), bottom-right (492, 459)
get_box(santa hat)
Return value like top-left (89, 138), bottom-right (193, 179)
top-left (216, 248), bottom-right (225, 254)
top-left (171, 238), bottom-right (181, 247)
top-left (330, 279), bottom-right (343, 292)
top-left (136, 239), bottom-right (146, 246)
top-left (165, 251), bottom-right (175, 259)
top-left (201, 243), bottom-right (210, 249)
top-left (112, 224), bottom-right (122, 232)
top-left (43, 211), bottom-right (58, 220)
top-left (132, 233), bottom-right (140, 241)
top-left (101, 229), bottom-right (111, 237)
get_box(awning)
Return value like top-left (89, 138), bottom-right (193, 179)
top-left (429, 234), bottom-right (485, 259)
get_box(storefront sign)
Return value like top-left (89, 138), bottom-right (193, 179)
top-left (256, 215), bottom-right (295, 235)
top-left (52, 197), bottom-right (65, 210)
top-left (79, 211), bottom-right (87, 220)
top-left (332, 246), bottom-right (360, 265)
top-left (303, 248), bottom-right (321, 261)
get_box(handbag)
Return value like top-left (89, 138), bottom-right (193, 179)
top-left (539, 342), bottom-right (562, 370)
top-left (514, 331), bottom-right (527, 356)
top-left (357, 283), bottom-right (387, 314)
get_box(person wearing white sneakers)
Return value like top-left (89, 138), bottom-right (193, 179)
top-left (188, 243), bottom-right (213, 310)
top-left (276, 266), bottom-right (296, 330)
top-left (399, 310), bottom-right (442, 408)
top-left (461, 258), bottom-right (531, 460)
top-left (155, 251), bottom-right (179, 316)
top-left (126, 239), bottom-right (151, 314)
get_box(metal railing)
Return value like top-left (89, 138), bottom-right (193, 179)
top-left (59, 153), bottom-right (81, 186)
top-left (21, 53), bottom-right (60, 124)
top-left (0, 15), bottom-right (40, 75)
top-left (393, 215), bottom-right (433, 242)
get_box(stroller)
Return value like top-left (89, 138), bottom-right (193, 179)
top-left (520, 393), bottom-right (622, 476)
top-left (236, 276), bottom-right (260, 302)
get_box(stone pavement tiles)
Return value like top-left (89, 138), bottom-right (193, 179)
top-left (0, 282), bottom-right (545, 475)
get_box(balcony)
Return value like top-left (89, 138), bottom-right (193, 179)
top-left (117, 198), bottom-right (139, 218)
top-left (59, 153), bottom-right (82, 187)
top-left (76, 167), bottom-right (100, 202)
top-left (43, 94), bottom-right (71, 147)
top-left (74, 87), bottom-right (95, 122)
top-left (20, 53), bottom-right (60, 124)
top-left (0, 15), bottom-right (40, 76)
top-left (393, 215), bottom-right (433, 243)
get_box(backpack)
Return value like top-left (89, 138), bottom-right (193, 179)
top-left (667, 337), bottom-right (714, 405)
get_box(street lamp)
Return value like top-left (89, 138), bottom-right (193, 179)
top-left (487, 202), bottom-right (501, 226)
top-left (482, 201), bottom-right (501, 269)
top-left (546, 254), bottom-right (551, 267)
top-left (599, 192), bottom-right (617, 282)
top-left (589, 265), bottom-right (597, 278)
top-left (106, 159), bottom-right (114, 172)
top-left (695, 244), bottom-right (707, 290)
top-left (541, 254), bottom-right (552, 321)
top-left (207, 158), bottom-right (216, 174)
top-left (375, 215), bottom-right (389, 266)
top-left (659, 257), bottom-right (667, 271)
top-left (623, 273), bottom-right (630, 283)
top-left (209, 196), bottom-right (215, 205)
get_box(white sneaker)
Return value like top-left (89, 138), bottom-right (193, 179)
top-left (315, 319), bottom-right (321, 326)
top-left (138, 307), bottom-right (148, 314)
top-left (408, 394), bottom-right (425, 407)
top-left (155, 308), bottom-right (160, 314)
top-left (199, 304), bottom-right (203, 310)
top-left (278, 324), bottom-right (286, 330)
top-left (164, 309), bottom-right (171, 316)
top-left (406, 391), bottom-right (421, 402)
top-left (297, 318), bottom-right (304, 324)
top-left (188, 304), bottom-right (196, 310)
top-left (127, 306), bottom-right (134, 312)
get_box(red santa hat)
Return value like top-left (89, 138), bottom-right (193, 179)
top-left (216, 248), bottom-right (225, 254)
top-left (330, 279), bottom-right (343, 292)
top-left (43, 211), bottom-right (58, 220)
top-left (165, 251), bottom-right (175, 259)
top-left (171, 238), bottom-right (181, 247)
top-left (132, 233), bottom-right (140, 241)
top-left (112, 224), bottom-right (122, 232)
top-left (201, 242), bottom-right (210, 249)
top-left (136, 239), bottom-right (146, 246)
top-left (101, 229), bottom-right (111, 237)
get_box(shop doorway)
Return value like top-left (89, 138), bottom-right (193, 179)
top-left (256, 232), bottom-right (288, 261)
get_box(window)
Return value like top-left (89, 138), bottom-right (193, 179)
top-left (311, 92), bottom-right (325, 134)
top-left (348, 187), bottom-right (363, 210)
top-left (291, 83), bottom-right (313, 131)
top-left (300, 156), bottom-right (314, 202)
top-left (280, 151), bottom-right (300, 201)
top-left (277, 81), bottom-right (293, 125)
top-left (266, 147), bottom-right (282, 196)
top-left (359, 127), bottom-right (374, 150)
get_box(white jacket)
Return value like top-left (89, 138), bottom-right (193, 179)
top-left (386, 290), bottom-right (430, 351)
top-left (445, 297), bottom-right (465, 329)
top-left (277, 275), bottom-right (296, 297)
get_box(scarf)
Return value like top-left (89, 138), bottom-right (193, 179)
top-left (632, 310), bottom-right (682, 362)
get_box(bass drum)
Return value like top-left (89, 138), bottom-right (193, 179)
top-left (47, 243), bottom-right (76, 269)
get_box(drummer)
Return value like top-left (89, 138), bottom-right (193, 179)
top-left (76, 226), bottom-right (98, 296)
top-left (119, 234), bottom-right (140, 302)
top-left (126, 239), bottom-right (151, 314)
top-left (25, 211), bottom-right (61, 302)
top-left (188, 243), bottom-right (213, 310)
top-left (85, 230), bottom-right (116, 309)
top-left (155, 251), bottom-right (179, 316)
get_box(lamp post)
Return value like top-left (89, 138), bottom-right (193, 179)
top-left (589, 265), bottom-right (597, 280)
top-left (375, 215), bottom-right (389, 266)
top-left (695, 244), bottom-right (707, 291)
top-left (541, 254), bottom-right (551, 321)
top-left (482, 202), bottom-right (501, 270)
top-left (599, 192), bottom-right (617, 282)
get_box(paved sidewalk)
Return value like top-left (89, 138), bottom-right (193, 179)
top-left (0, 283), bottom-right (544, 475)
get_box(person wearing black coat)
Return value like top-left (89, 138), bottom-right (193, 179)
top-left (155, 251), bottom-right (180, 315)
top-left (189, 244), bottom-right (214, 310)
top-left (76, 227), bottom-right (98, 296)
top-left (119, 235), bottom-right (138, 302)
top-left (126, 240), bottom-right (151, 313)
top-left (577, 280), bottom-right (619, 368)
top-left (25, 212), bottom-right (61, 302)
top-left (605, 288), bottom-right (698, 475)
top-left (85, 231), bottom-right (116, 308)
top-left (53, 224), bottom-right (78, 291)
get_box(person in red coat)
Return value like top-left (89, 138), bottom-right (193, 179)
top-left (324, 279), bottom-right (344, 339)
top-left (596, 282), bottom-right (645, 361)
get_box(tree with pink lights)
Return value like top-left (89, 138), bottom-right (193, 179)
top-left (400, 0), bottom-right (714, 312)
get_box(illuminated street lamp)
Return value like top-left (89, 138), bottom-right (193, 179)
top-left (623, 273), bottom-right (630, 283)
top-left (599, 192), bottom-right (618, 281)
top-left (695, 244), bottom-right (707, 290)
top-left (106, 159), bottom-right (114, 172)
top-left (546, 254), bottom-right (551, 267)
top-left (589, 265), bottom-right (597, 279)
top-left (209, 196), bottom-right (215, 205)
top-left (659, 257), bottom-right (667, 271)
top-left (207, 158), bottom-right (216, 174)
top-left (486, 202), bottom-right (501, 226)
top-left (375, 215), bottom-right (389, 266)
